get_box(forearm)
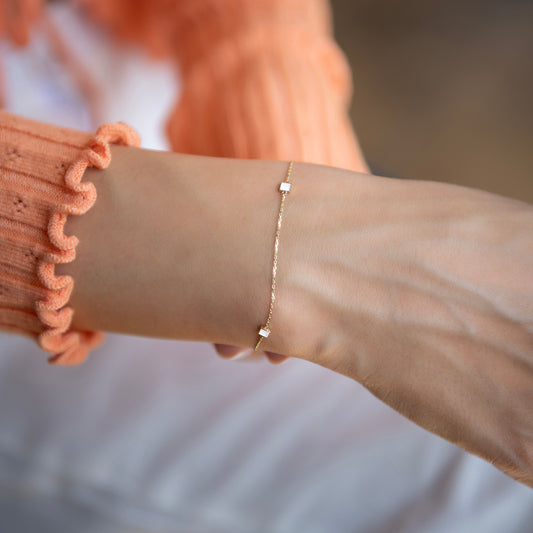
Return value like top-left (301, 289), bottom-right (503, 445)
top-left (56, 145), bottom-right (308, 349)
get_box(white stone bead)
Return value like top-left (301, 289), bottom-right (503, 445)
top-left (258, 328), bottom-right (270, 338)
top-left (279, 182), bottom-right (291, 192)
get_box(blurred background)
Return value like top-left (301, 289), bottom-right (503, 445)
top-left (331, 0), bottom-right (533, 203)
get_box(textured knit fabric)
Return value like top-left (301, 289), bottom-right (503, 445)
top-left (81, 0), bottom-right (368, 170)
top-left (0, 110), bottom-right (140, 365)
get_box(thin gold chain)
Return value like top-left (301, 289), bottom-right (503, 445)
top-left (254, 161), bottom-right (294, 351)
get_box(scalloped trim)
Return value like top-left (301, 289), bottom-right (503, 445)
top-left (35, 122), bottom-right (141, 366)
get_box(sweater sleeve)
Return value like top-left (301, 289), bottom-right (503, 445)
top-left (0, 110), bottom-right (140, 365)
top-left (164, 0), bottom-right (368, 172)
top-left (80, 0), bottom-right (368, 172)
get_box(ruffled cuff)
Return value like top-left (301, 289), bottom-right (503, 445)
top-left (0, 110), bottom-right (140, 365)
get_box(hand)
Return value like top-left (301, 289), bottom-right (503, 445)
top-left (281, 170), bottom-right (533, 487)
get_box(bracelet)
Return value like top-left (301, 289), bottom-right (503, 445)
top-left (254, 161), bottom-right (294, 351)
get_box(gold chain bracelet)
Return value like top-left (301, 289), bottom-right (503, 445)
top-left (254, 161), bottom-right (294, 351)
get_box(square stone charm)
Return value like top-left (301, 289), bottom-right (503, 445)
top-left (279, 182), bottom-right (291, 192)
top-left (258, 328), bottom-right (270, 338)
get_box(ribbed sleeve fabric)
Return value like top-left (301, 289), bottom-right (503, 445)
top-left (0, 110), bottom-right (140, 365)
top-left (80, 0), bottom-right (368, 172)
top-left (166, 18), bottom-right (366, 171)
top-left (164, 0), bottom-right (368, 171)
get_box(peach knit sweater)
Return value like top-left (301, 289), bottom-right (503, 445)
top-left (0, 0), bottom-right (367, 365)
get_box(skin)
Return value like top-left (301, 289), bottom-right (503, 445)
top-left (56, 145), bottom-right (533, 487)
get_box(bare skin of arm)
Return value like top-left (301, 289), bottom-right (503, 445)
top-left (56, 145), bottom-right (533, 487)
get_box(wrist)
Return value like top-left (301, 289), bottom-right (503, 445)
top-left (263, 162), bottom-right (380, 361)
top-left (57, 146), bottom-right (308, 349)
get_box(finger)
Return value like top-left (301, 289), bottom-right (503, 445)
top-left (265, 351), bottom-right (290, 365)
top-left (213, 343), bottom-right (248, 359)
